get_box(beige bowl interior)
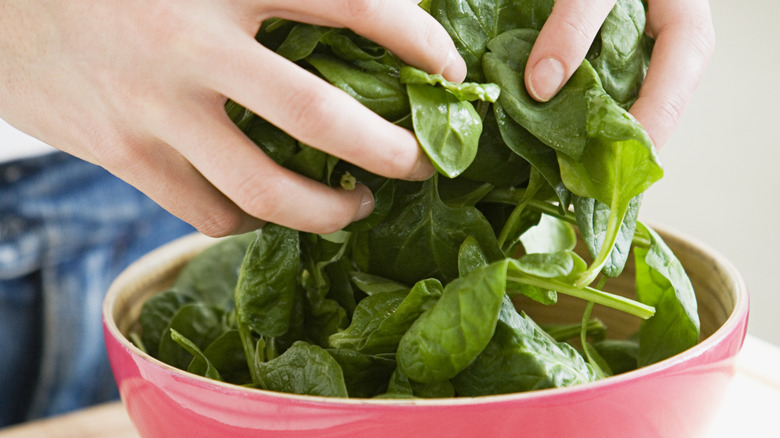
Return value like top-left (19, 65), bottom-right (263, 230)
top-left (109, 226), bottom-right (744, 353)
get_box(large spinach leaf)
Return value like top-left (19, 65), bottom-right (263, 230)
top-left (634, 223), bottom-right (700, 366)
top-left (368, 177), bottom-right (502, 284)
top-left (452, 297), bottom-right (596, 395)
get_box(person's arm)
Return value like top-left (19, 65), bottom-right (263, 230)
top-left (0, 0), bottom-right (466, 236)
top-left (525, 0), bottom-right (715, 149)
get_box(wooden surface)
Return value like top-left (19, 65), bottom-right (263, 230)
top-left (1, 335), bottom-right (778, 438)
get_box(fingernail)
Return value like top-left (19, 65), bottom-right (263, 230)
top-left (528, 57), bottom-right (565, 102)
top-left (442, 47), bottom-right (467, 83)
top-left (353, 186), bottom-right (375, 221)
top-left (408, 154), bottom-right (436, 181)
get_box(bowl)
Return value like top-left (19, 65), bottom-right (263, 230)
top-left (103, 225), bottom-right (749, 438)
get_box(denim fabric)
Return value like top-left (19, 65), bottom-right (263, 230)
top-left (0, 152), bottom-right (195, 426)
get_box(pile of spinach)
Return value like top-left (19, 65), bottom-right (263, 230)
top-left (134, 0), bottom-right (700, 398)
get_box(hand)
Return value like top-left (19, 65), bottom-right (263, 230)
top-left (0, 0), bottom-right (466, 236)
top-left (524, 0), bottom-right (715, 149)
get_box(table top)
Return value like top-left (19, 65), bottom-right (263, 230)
top-left (1, 335), bottom-right (778, 438)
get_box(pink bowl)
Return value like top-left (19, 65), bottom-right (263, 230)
top-left (103, 226), bottom-right (748, 438)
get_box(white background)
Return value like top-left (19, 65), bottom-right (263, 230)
top-left (641, 0), bottom-right (780, 346)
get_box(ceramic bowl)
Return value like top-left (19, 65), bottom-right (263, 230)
top-left (103, 226), bottom-right (749, 438)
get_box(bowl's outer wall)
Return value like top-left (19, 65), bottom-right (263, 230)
top-left (103, 230), bottom-right (749, 438)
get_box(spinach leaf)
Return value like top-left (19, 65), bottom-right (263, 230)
top-left (329, 278), bottom-right (442, 355)
top-left (307, 54), bottom-right (410, 121)
top-left (326, 349), bottom-right (396, 398)
top-left (457, 235), bottom-right (490, 277)
top-left (459, 109), bottom-right (531, 188)
top-left (558, 90), bottom-right (662, 285)
top-left (256, 341), bottom-right (348, 397)
top-left (400, 66), bottom-right (500, 102)
top-left (484, 29), bottom-right (593, 159)
top-left (300, 233), bottom-right (350, 346)
top-left (138, 289), bottom-right (195, 357)
top-left (588, 0), bottom-right (650, 107)
top-left (157, 303), bottom-right (226, 370)
top-left (173, 233), bottom-right (254, 308)
top-left (634, 223), bottom-right (700, 366)
top-left (574, 194), bottom-right (642, 278)
top-left (407, 83), bottom-right (483, 178)
top-left (347, 271), bottom-right (409, 296)
top-left (431, 0), bottom-right (553, 81)
top-left (493, 104), bottom-right (569, 206)
top-left (593, 339), bottom-right (639, 375)
top-left (519, 213), bottom-right (577, 255)
top-left (367, 177), bottom-right (502, 284)
top-left (235, 225), bottom-right (299, 338)
top-left (170, 328), bottom-right (223, 381)
top-left (188, 330), bottom-right (251, 384)
top-left (397, 260), bottom-right (507, 383)
top-left (275, 24), bottom-right (334, 61)
top-left (452, 297), bottom-right (596, 396)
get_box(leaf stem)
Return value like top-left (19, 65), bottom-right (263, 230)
top-left (483, 188), bottom-right (652, 248)
top-left (507, 273), bottom-right (655, 319)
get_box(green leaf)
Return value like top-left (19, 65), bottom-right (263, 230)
top-left (173, 233), bottom-right (255, 308)
top-left (519, 213), bottom-right (577, 254)
top-left (300, 234), bottom-right (350, 346)
top-left (397, 260), bottom-right (508, 382)
top-left (574, 194), bottom-right (642, 278)
top-left (188, 330), bottom-right (251, 384)
top-left (275, 24), bottom-right (333, 61)
top-left (367, 178), bottom-right (502, 285)
top-left (484, 29), bottom-right (593, 159)
top-left (588, 0), bottom-right (650, 107)
top-left (139, 289), bottom-right (195, 357)
top-left (407, 84), bottom-right (483, 178)
top-left (329, 278), bottom-right (442, 355)
top-left (170, 329), bottom-right (223, 381)
top-left (348, 271), bottom-right (409, 296)
top-left (307, 54), bottom-right (410, 120)
top-left (457, 235), bottom-right (490, 277)
top-left (451, 297), bottom-right (596, 396)
top-left (400, 66), bottom-right (500, 102)
top-left (256, 341), bottom-right (348, 397)
top-left (431, 0), bottom-right (553, 81)
top-left (157, 303), bottom-right (225, 370)
top-left (459, 109), bottom-right (531, 188)
top-left (326, 349), bottom-right (396, 398)
top-left (235, 225), bottom-right (299, 338)
top-left (634, 223), bottom-right (700, 366)
top-left (593, 339), bottom-right (639, 375)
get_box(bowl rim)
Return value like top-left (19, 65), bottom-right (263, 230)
top-left (102, 224), bottom-right (749, 408)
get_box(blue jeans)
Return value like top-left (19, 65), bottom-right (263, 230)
top-left (0, 152), bottom-right (195, 426)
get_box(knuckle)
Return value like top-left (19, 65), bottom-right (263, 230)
top-left (558, 14), bottom-right (595, 48)
top-left (384, 140), bottom-right (421, 178)
top-left (342, 0), bottom-right (383, 21)
top-left (233, 173), bottom-right (285, 223)
top-left (657, 94), bottom-right (687, 127)
top-left (284, 87), bottom-right (338, 141)
top-left (687, 16), bottom-right (716, 61)
top-left (421, 25), bottom-right (453, 73)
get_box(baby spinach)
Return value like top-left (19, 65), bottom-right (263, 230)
top-left (135, 0), bottom-right (701, 400)
top-left (397, 260), bottom-right (508, 383)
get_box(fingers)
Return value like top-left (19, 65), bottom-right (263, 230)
top-left (258, 0), bottom-right (467, 82)
top-left (92, 133), bottom-right (266, 237)
top-left (629, 0), bottom-right (715, 148)
top-left (525, 0), bottom-right (617, 102)
top-left (205, 35), bottom-right (435, 182)
top-left (153, 101), bottom-right (376, 236)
